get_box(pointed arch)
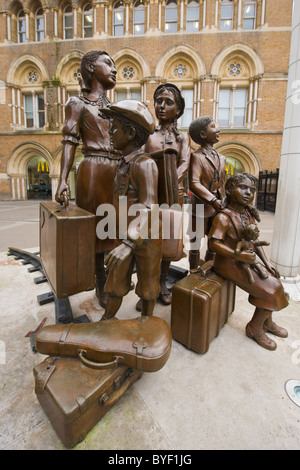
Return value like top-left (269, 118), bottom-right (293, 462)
top-left (211, 42), bottom-right (264, 77)
top-left (155, 44), bottom-right (206, 79)
top-left (7, 54), bottom-right (49, 85)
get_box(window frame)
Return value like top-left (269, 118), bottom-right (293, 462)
top-left (17, 10), bottom-right (26, 43)
top-left (220, 0), bottom-right (234, 31)
top-left (133, 0), bottom-right (145, 35)
top-left (63, 5), bottom-right (73, 39)
top-left (165, 0), bottom-right (178, 34)
top-left (218, 87), bottom-right (248, 129)
top-left (83, 3), bottom-right (93, 38)
top-left (243, 0), bottom-right (256, 30)
top-left (35, 8), bottom-right (45, 42)
top-left (23, 93), bottom-right (45, 129)
top-left (113, 1), bottom-right (125, 36)
top-left (186, 0), bottom-right (200, 33)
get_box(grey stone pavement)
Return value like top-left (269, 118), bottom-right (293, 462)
top-left (0, 200), bottom-right (299, 451)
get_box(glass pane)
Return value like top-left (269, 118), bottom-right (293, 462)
top-left (186, 21), bottom-right (199, 32)
top-left (25, 95), bottom-right (34, 127)
top-left (65, 28), bottom-right (73, 38)
top-left (131, 90), bottom-right (141, 100)
top-left (18, 19), bottom-right (25, 32)
top-left (243, 18), bottom-right (255, 29)
top-left (235, 88), bottom-right (247, 107)
top-left (134, 24), bottom-right (145, 34)
top-left (233, 109), bottom-right (245, 127)
top-left (221, 5), bottom-right (233, 18)
top-left (187, 6), bottom-right (198, 20)
top-left (65, 16), bottom-right (73, 27)
top-left (114, 11), bottom-right (124, 24)
top-left (220, 19), bottom-right (232, 30)
top-left (218, 109), bottom-right (230, 127)
top-left (219, 89), bottom-right (231, 107)
top-left (134, 10), bottom-right (145, 22)
top-left (244, 4), bottom-right (255, 17)
top-left (116, 91), bottom-right (127, 101)
top-left (84, 26), bottom-right (93, 37)
top-left (181, 90), bottom-right (193, 128)
top-left (114, 24), bottom-right (124, 35)
top-left (166, 9), bottom-right (177, 21)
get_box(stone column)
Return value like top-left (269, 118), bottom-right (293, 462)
top-left (270, 0), bottom-right (300, 300)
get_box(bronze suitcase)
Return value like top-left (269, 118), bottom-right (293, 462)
top-left (171, 264), bottom-right (236, 354)
top-left (39, 201), bottom-right (96, 298)
top-left (33, 356), bottom-right (141, 449)
top-left (35, 316), bottom-right (172, 373)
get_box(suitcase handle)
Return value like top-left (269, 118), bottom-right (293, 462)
top-left (190, 260), bottom-right (214, 276)
top-left (78, 349), bottom-right (123, 370)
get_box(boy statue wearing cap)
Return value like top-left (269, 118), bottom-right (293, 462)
top-left (99, 100), bottom-right (162, 320)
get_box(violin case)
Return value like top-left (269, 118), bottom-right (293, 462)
top-left (33, 356), bottom-right (141, 448)
top-left (171, 262), bottom-right (236, 354)
top-left (35, 316), bottom-right (172, 373)
top-left (39, 201), bottom-right (96, 298)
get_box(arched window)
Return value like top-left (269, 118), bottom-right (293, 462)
top-left (63, 5), bottom-right (73, 39)
top-left (243, 0), bottom-right (256, 30)
top-left (218, 87), bottom-right (247, 128)
top-left (35, 8), bottom-right (44, 41)
top-left (83, 4), bottom-right (93, 38)
top-left (133, 0), bottom-right (145, 35)
top-left (220, 0), bottom-right (233, 30)
top-left (17, 10), bottom-right (26, 43)
top-left (165, 0), bottom-right (177, 33)
top-left (113, 1), bottom-right (124, 36)
top-left (186, 0), bottom-right (199, 32)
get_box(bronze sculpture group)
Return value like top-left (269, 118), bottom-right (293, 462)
top-left (54, 49), bottom-right (288, 353)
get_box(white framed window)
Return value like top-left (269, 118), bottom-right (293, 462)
top-left (133, 0), bottom-right (145, 35)
top-left (243, 0), bottom-right (256, 30)
top-left (113, 1), bottom-right (124, 36)
top-left (23, 93), bottom-right (45, 129)
top-left (186, 0), bottom-right (199, 32)
top-left (63, 5), bottom-right (73, 39)
top-left (218, 88), bottom-right (247, 128)
top-left (83, 3), bottom-right (93, 38)
top-left (18, 10), bottom-right (26, 43)
top-left (180, 89), bottom-right (193, 128)
top-left (165, 0), bottom-right (178, 33)
top-left (115, 89), bottom-right (141, 101)
top-left (220, 0), bottom-right (233, 30)
top-left (35, 8), bottom-right (45, 41)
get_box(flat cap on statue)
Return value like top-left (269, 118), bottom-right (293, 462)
top-left (100, 100), bottom-right (155, 134)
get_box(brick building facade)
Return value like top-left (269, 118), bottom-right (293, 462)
top-left (0, 0), bottom-right (293, 200)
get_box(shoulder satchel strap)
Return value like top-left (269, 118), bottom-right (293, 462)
top-left (219, 209), bottom-right (241, 240)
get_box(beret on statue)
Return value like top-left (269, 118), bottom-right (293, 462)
top-left (100, 100), bottom-right (155, 135)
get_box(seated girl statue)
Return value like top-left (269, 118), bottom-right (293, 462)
top-left (208, 172), bottom-right (288, 351)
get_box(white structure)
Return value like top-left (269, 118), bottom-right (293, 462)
top-left (271, 0), bottom-right (300, 300)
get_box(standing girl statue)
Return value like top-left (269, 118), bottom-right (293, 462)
top-left (142, 82), bottom-right (190, 306)
top-left (55, 50), bottom-right (121, 308)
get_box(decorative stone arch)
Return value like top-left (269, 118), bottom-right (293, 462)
top-left (7, 53), bottom-right (49, 85)
top-left (112, 48), bottom-right (150, 102)
top-left (155, 44), bottom-right (206, 79)
top-left (216, 141), bottom-right (262, 177)
top-left (211, 42), bottom-right (264, 77)
top-left (54, 49), bottom-right (85, 84)
top-left (7, 142), bottom-right (54, 200)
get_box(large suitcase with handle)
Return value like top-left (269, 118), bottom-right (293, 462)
top-left (171, 262), bottom-right (236, 354)
top-left (33, 355), bottom-right (141, 449)
top-left (39, 200), bottom-right (96, 298)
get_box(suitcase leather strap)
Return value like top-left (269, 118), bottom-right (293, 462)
top-left (58, 323), bottom-right (73, 356)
